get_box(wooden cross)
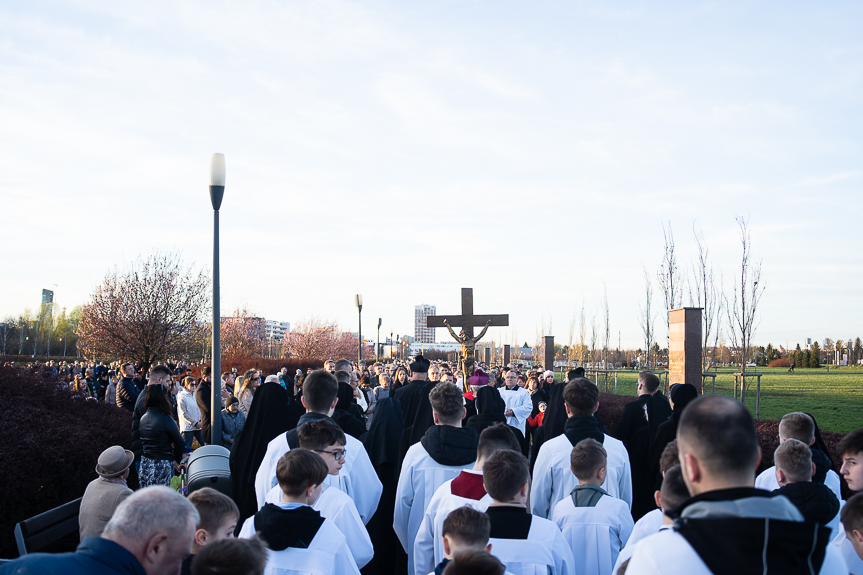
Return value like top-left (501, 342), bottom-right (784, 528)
top-left (426, 288), bottom-right (509, 338)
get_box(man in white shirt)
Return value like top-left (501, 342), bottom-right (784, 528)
top-left (498, 370), bottom-right (532, 436)
top-left (531, 378), bottom-right (631, 518)
top-left (394, 382), bottom-right (479, 575)
top-left (626, 395), bottom-right (847, 575)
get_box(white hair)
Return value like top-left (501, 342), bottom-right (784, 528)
top-left (103, 485), bottom-right (199, 544)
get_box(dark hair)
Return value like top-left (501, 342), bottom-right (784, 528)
top-left (779, 412), bottom-right (815, 444)
top-left (429, 383), bottom-right (465, 424)
top-left (477, 423), bottom-right (521, 461)
top-left (149, 365), bottom-right (172, 380)
top-left (638, 371), bottom-right (660, 394)
top-left (483, 450), bottom-right (529, 502)
top-left (442, 506), bottom-right (491, 547)
top-left (442, 549), bottom-right (504, 575)
top-left (302, 370), bottom-right (339, 413)
top-left (837, 428), bottom-right (863, 459)
top-left (334, 370), bottom-right (352, 385)
top-left (275, 449), bottom-right (328, 497)
top-left (570, 438), bottom-right (607, 480)
top-left (841, 492), bottom-right (863, 535)
top-left (145, 384), bottom-right (172, 416)
top-left (563, 379), bottom-right (599, 415)
top-left (678, 395), bottom-right (758, 479)
top-left (660, 465), bottom-right (690, 512)
top-left (191, 536), bottom-right (267, 575)
top-left (659, 440), bottom-right (679, 474)
top-left (297, 420), bottom-right (346, 451)
top-left (187, 487), bottom-right (239, 533)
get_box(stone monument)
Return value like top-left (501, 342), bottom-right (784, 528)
top-left (669, 307), bottom-right (703, 393)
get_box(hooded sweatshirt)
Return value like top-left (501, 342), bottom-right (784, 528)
top-left (421, 425), bottom-right (478, 467)
top-left (772, 482), bottom-right (840, 527)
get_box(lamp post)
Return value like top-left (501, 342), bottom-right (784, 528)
top-left (209, 153), bottom-right (226, 445)
top-left (376, 318), bottom-right (382, 362)
top-left (390, 329), bottom-right (394, 359)
top-left (355, 295), bottom-right (363, 364)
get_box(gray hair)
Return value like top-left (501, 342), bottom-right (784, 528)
top-left (103, 485), bottom-right (199, 544)
top-left (334, 359), bottom-right (353, 372)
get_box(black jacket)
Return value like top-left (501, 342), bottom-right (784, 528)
top-left (130, 390), bottom-right (149, 460)
top-left (773, 481), bottom-right (840, 527)
top-left (139, 407), bottom-right (186, 462)
top-left (421, 425), bottom-right (478, 467)
top-left (195, 381), bottom-right (213, 444)
top-left (116, 378), bottom-right (139, 411)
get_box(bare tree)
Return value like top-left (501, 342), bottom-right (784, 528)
top-left (640, 266), bottom-right (655, 368)
top-left (589, 312), bottom-right (598, 368)
top-left (602, 284), bottom-right (610, 368)
top-left (690, 226), bottom-right (722, 372)
top-left (76, 251), bottom-right (210, 373)
top-left (724, 217), bottom-right (765, 401)
top-left (283, 316), bottom-right (368, 360)
top-left (568, 312), bottom-right (577, 369)
top-left (657, 222), bottom-right (681, 348)
top-left (578, 304), bottom-right (586, 366)
top-left (221, 306), bottom-right (268, 357)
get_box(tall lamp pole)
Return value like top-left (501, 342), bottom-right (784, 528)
top-left (209, 153), bottom-right (226, 445)
top-left (376, 318), bottom-right (382, 362)
top-left (355, 294), bottom-right (363, 364)
top-left (390, 329), bottom-right (394, 359)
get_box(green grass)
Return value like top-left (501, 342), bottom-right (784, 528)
top-left (560, 367), bottom-right (863, 434)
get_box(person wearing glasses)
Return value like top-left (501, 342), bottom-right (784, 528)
top-left (236, 370), bottom-right (261, 418)
top-left (178, 376), bottom-right (203, 450)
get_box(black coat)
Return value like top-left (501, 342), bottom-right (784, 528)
top-left (116, 378), bottom-right (139, 411)
top-left (195, 381), bottom-right (214, 444)
top-left (393, 379), bottom-right (427, 429)
top-left (773, 482), bottom-right (840, 527)
top-left (139, 407), bottom-right (186, 463)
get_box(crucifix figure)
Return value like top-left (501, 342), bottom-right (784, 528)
top-left (426, 288), bottom-right (509, 390)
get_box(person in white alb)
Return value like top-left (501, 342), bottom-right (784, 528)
top-left (832, 428), bottom-right (863, 575)
top-left (254, 370), bottom-right (382, 525)
top-left (264, 419), bottom-right (373, 569)
top-left (428, 506), bottom-right (514, 575)
top-left (626, 395), bottom-right (846, 575)
top-left (239, 448), bottom-right (360, 575)
top-left (531, 378), bottom-right (632, 519)
top-left (498, 370), bottom-right (532, 436)
top-left (483, 449), bottom-right (575, 575)
top-left (394, 382), bottom-right (479, 575)
top-left (552, 438), bottom-right (633, 575)
top-left (413, 423), bottom-right (521, 575)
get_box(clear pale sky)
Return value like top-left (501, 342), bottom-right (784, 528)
top-left (2, 1), bottom-right (861, 350)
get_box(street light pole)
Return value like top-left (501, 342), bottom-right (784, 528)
top-left (355, 295), bottom-right (363, 364)
top-left (209, 153), bottom-right (226, 446)
top-left (377, 318), bottom-right (382, 362)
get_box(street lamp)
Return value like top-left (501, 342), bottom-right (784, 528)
top-left (390, 329), bottom-right (394, 359)
top-left (355, 294), bottom-right (363, 364)
top-left (209, 153), bottom-right (226, 445)
top-left (376, 318), bottom-right (382, 362)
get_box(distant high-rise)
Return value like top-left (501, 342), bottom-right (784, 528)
top-left (414, 304), bottom-right (436, 344)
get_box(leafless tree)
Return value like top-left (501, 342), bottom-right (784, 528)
top-left (602, 284), bottom-right (611, 368)
top-left (657, 222), bottom-right (681, 348)
top-left (0, 320), bottom-right (10, 356)
top-left (724, 217), bottom-right (765, 400)
top-left (640, 266), bottom-right (655, 368)
top-left (578, 304), bottom-right (586, 366)
top-left (283, 316), bottom-right (367, 360)
top-left (76, 251), bottom-right (210, 373)
top-left (567, 312), bottom-right (576, 369)
top-left (221, 306), bottom-right (268, 357)
top-left (690, 226), bottom-right (723, 371)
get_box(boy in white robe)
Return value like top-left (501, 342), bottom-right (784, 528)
top-left (239, 448), bottom-right (360, 575)
top-left (531, 378), bottom-right (632, 519)
top-left (833, 428), bottom-right (863, 575)
top-left (484, 449), bottom-right (576, 575)
top-left (254, 369), bottom-right (382, 524)
top-left (498, 370), bottom-right (532, 436)
top-left (395, 382), bottom-right (479, 575)
top-left (414, 423), bottom-right (521, 575)
top-left (612, 464), bottom-right (688, 574)
top-left (755, 412), bottom-right (842, 500)
top-left (427, 506), bottom-right (501, 575)
top-left (620, 440), bottom-right (678, 552)
top-left (841, 494), bottom-right (863, 570)
top-left (264, 419), bottom-right (373, 569)
top-left (552, 438), bottom-right (634, 575)
top-left (626, 395), bottom-right (846, 575)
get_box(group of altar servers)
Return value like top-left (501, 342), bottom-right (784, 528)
top-left (229, 355), bottom-right (862, 575)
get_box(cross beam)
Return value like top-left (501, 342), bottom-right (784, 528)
top-left (426, 288), bottom-right (508, 338)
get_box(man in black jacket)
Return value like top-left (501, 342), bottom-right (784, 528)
top-left (196, 367), bottom-right (214, 444)
top-left (771, 438), bottom-right (840, 528)
top-left (613, 371), bottom-right (671, 444)
top-left (115, 362), bottom-right (139, 412)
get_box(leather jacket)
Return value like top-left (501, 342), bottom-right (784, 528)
top-left (139, 407), bottom-right (186, 462)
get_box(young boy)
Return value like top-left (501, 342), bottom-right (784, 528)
top-left (483, 449), bottom-right (575, 574)
top-left (552, 439), bottom-right (634, 575)
top-left (263, 420), bottom-right (373, 569)
top-left (191, 537), bottom-right (267, 575)
top-left (841, 493), bottom-right (863, 566)
top-left (414, 424), bottom-right (521, 575)
top-left (833, 428), bottom-right (863, 575)
top-left (240, 449), bottom-right (360, 575)
top-left (182, 488), bottom-right (240, 575)
top-left (612, 465), bottom-right (689, 573)
top-left (441, 548), bottom-right (506, 575)
top-left (771, 439), bottom-right (840, 531)
top-left (755, 412), bottom-right (841, 499)
top-left (430, 506), bottom-right (493, 575)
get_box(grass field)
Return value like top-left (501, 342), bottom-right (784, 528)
top-left (567, 367), bottom-right (863, 434)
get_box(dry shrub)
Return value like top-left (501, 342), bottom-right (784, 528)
top-left (768, 358), bottom-right (791, 368)
top-left (0, 364), bottom-right (132, 558)
top-left (191, 356), bottom-right (324, 379)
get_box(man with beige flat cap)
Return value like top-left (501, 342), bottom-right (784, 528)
top-left (79, 445), bottom-right (135, 539)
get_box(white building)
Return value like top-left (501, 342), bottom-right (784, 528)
top-left (414, 304), bottom-right (436, 344)
top-left (265, 320), bottom-right (290, 341)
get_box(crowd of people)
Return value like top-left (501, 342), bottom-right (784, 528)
top-left (3, 354), bottom-right (863, 575)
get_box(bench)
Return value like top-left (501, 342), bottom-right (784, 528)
top-left (12, 498), bottom-right (82, 557)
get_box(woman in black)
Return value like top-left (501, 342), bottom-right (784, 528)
top-left (138, 384), bottom-right (187, 488)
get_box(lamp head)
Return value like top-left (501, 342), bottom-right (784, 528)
top-left (209, 153), bottom-right (226, 210)
top-left (355, 294), bottom-right (363, 309)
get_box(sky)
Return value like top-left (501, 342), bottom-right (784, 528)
top-left (1, 0), bottom-right (862, 351)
